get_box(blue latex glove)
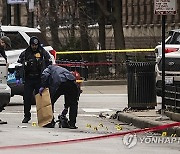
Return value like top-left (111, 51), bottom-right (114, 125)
top-left (39, 87), bottom-right (45, 96)
top-left (16, 80), bottom-right (21, 86)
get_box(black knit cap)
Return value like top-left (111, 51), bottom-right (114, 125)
top-left (29, 36), bottom-right (40, 45)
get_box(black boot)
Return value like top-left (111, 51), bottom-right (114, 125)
top-left (69, 125), bottom-right (78, 129)
top-left (68, 121), bottom-right (78, 129)
top-left (0, 119), bottom-right (7, 124)
top-left (43, 121), bottom-right (55, 128)
top-left (22, 117), bottom-right (31, 123)
top-left (58, 115), bottom-right (70, 128)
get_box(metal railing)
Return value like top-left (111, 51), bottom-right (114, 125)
top-left (56, 49), bottom-right (155, 80)
top-left (164, 85), bottom-right (180, 112)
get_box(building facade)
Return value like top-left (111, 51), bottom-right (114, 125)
top-left (0, 0), bottom-right (180, 49)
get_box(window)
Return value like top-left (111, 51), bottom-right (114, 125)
top-left (4, 32), bottom-right (28, 50)
top-left (168, 32), bottom-right (180, 44)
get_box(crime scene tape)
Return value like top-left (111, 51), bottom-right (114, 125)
top-left (76, 80), bottom-right (83, 83)
top-left (56, 49), bottom-right (154, 54)
top-left (0, 122), bottom-right (179, 150)
top-left (56, 62), bottom-right (116, 67)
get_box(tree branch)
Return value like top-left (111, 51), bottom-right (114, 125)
top-left (96, 0), bottom-right (116, 23)
top-left (96, 0), bottom-right (110, 17)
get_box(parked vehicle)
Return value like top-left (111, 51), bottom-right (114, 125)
top-left (0, 25), bottom-right (56, 104)
top-left (155, 29), bottom-right (180, 96)
top-left (0, 57), bottom-right (11, 109)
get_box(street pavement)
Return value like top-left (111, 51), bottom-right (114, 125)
top-left (0, 83), bottom-right (180, 153)
top-left (83, 81), bottom-right (180, 137)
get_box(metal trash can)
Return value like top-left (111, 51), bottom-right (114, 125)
top-left (126, 62), bottom-right (157, 109)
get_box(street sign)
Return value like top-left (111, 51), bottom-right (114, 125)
top-left (154, 0), bottom-right (177, 15)
top-left (7, 0), bottom-right (28, 4)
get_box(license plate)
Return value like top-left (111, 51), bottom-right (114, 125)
top-left (165, 76), bottom-right (173, 85)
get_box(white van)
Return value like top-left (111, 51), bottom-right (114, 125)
top-left (0, 25), bottom-right (56, 104)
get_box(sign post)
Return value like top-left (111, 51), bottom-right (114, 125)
top-left (154, 0), bottom-right (177, 114)
top-left (154, 0), bottom-right (177, 15)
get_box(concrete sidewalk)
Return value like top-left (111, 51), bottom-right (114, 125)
top-left (82, 79), bottom-right (127, 86)
top-left (82, 80), bottom-right (180, 136)
top-left (117, 110), bottom-right (180, 136)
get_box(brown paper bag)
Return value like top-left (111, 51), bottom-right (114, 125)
top-left (35, 88), bottom-right (53, 127)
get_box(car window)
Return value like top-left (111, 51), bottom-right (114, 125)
top-left (166, 32), bottom-right (180, 44)
top-left (3, 32), bottom-right (28, 51)
top-left (26, 32), bottom-right (49, 47)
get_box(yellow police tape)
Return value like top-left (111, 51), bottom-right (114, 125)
top-left (76, 80), bottom-right (83, 83)
top-left (56, 49), bottom-right (154, 55)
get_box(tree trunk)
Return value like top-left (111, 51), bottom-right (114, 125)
top-left (48, 0), bottom-right (61, 50)
top-left (25, 4), bottom-right (34, 27)
top-left (112, 0), bottom-right (126, 77)
top-left (98, 12), bottom-right (106, 50)
top-left (96, 0), bottom-right (126, 78)
top-left (112, 0), bottom-right (125, 49)
top-left (97, 0), bottom-right (109, 78)
top-left (1, 0), bottom-right (8, 25)
top-left (78, 0), bottom-right (90, 51)
top-left (111, 0), bottom-right (126, 77)
top-left (38, 0), bottom-right (49, 36)
top-left (14, 4), bottom-right (21, 26)
top-left (69, 0), bottom-right (76, 49)
top-left (96, 0), bottom-right (125, 50)
top-left (78, 0), bottom-right (91, 64)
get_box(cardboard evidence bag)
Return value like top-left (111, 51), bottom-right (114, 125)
top-left (35, 88), bottom-right (53, 127)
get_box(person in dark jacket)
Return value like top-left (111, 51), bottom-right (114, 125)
top-left (39, 65), bottom-right (80, 129)
top-left (0, 36), bottom-right (11, 124)
top-left (16, 36), bottom-right (52, 123)
top-left (0, 36), bottom-right (11, 63)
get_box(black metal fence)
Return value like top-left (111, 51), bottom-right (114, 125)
top-left (56, 51), bottom-right (156, 80)
top-left (56, 60), bottom-right (89, 80)
top-left (164, 85), bottom-right (180, 112)
top-left (56, 59), bottom-right (125, 80)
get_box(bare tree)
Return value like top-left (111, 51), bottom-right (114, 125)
top-left (62, 0), bottom-right (80, 50)
top-left (25, 4), bottom-right (33, 27)
top-left (96, 0), bottom-right (125, 49)
top-left (1, 0), bottom-right (8, 25)
top-left (96, 0), bottom-right (126, 77)
top-left (38, 0), bottom-right (49, 36)
top-left (97, 1), bottom-right (106, 50)
top-left (96, 0), bottom-right (109, 77)
top-left (78, 0), bottom-right (90, 51)
top-left (48, 0), bottom-right (62, 50)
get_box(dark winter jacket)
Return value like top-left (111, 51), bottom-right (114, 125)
top-left (16, 46), bottom-right (52, 80)
top-left (0, 46), bottom-right (7, 62)
top-left (41, 65), bottom-right (76, 97)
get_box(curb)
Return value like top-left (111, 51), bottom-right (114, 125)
top-left (117, 112), bottom-right (180, 136)
top-left (165, 111), bottom-right (180, 122)
top-left (82, 80), bottom-right (127, 86)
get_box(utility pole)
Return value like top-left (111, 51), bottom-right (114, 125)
top-left (6, 3), bottom-right (11, 25)
top-left (154, 0), bottom-right (177, 114)
top-left (31, 12), bottom-right (34, 27)
top-left (14, 4), bottom-right (21, 26)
